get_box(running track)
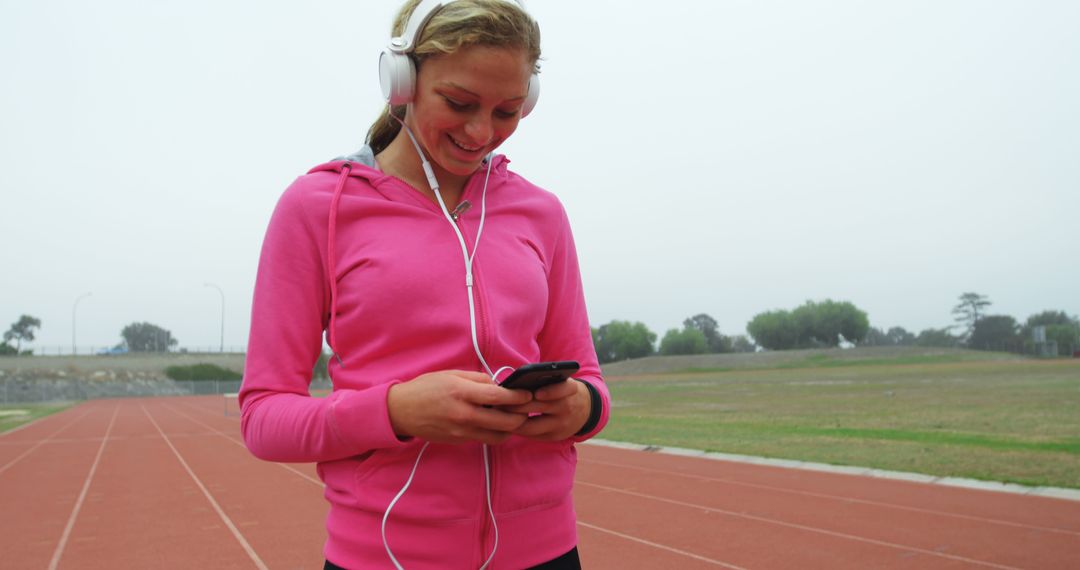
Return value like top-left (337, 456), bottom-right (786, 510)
top-left (2, 397), bottom-right (1078, 569)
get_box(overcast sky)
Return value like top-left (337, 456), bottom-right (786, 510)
top-left (2, 0), bottom-right (1078, 353)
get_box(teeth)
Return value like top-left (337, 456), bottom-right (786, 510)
top-left (450, 136), bottom-right (482, 152)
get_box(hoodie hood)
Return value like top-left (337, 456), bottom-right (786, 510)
top-left (308, 145), bottom-right (510, 184)
top-left (314, 145), bottom-right (510, 363)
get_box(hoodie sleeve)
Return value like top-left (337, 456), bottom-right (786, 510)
top-left (536, 202), bottom-right (611, 442)
top-left (239, 177), bottom-right (408, 463)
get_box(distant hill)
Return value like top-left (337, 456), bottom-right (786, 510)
top-left (600, 346), bottom-right (1025, 377)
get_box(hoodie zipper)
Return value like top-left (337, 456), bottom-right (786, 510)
top-left (455, 174), bottom-right (493, 367)
top-left (454, 169), bottom-right (499, 565)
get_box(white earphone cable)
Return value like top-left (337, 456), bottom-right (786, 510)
top-left (384, 115), bottom-right (504, 570)
top-left (381, 440), bottom-right (430, 570)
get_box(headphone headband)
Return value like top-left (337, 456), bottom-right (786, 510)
top-left (391, 0), bottom-right (528, 54)
top-left (389, 0), bottom-right (448, 53)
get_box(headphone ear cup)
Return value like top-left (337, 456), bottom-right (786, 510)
top-left (379, 48), bottom-right (417, 105)
top-left (521, 73), bottom-right (540, 118)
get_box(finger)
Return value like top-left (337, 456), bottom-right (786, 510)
top-left (513, 415), bottom-right (561, 439)
top-left (501, 401), bottom-right (551, 415)
top-left (533, 380), bottom-right (577, 401)
top-left (470, 406), bottom-right (530, 432)
top-left (469, 384), bottom-right (533, 407)
top-left (439, 425), bottom-right (515, 446)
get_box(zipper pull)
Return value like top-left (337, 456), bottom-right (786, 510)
top-left (450, 200), bottom-right (472, 221)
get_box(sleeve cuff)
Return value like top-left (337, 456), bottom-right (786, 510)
top-left (327, 381), bottom-right (414, 452)
top-left (572, 378), bottom-right (605, 439)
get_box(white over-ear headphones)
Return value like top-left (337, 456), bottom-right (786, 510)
top-left (378, 0), bottom-right (540, 117)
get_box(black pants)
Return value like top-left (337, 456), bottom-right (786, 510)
top-left (324, 546), bottom-right (581, 569)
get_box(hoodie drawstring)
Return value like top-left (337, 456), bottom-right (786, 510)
top-left (327, 162), bottom-right (352, 365)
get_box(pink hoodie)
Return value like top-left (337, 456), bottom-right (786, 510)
top-left (240, 151), bottom-right (609, 569)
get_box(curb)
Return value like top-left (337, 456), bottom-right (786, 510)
top-left (582, 438), bottom-right (1080, 503)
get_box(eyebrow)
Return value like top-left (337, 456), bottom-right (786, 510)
top-left (442, 81), bottom-right (526, 102)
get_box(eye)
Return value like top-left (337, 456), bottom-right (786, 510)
top-left (495, 108), bottom-right (519, 119)
top-left (442, 96), bottom-right (470, 112)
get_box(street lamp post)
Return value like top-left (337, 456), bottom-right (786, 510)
top-left (204, 283), bottom-right (225, 353)
top-left (72, 292), bottom-right (92, 355)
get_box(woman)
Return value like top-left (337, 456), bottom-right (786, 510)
top-left (240, 1), bottom-right (609, 568)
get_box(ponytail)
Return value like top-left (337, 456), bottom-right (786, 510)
top-left (366, 105), bottom-right (407, 155)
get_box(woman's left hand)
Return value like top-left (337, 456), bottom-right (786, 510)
top-left (504, 379), bottom-right (592, 441)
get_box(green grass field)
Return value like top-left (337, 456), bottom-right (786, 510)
top-left (602, 353), bottom-right (1080, 489)
top-left (0, 403), bottom-right (72, 434)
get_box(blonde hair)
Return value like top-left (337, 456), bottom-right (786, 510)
top-left (366, 0), bottom-right (542, 154)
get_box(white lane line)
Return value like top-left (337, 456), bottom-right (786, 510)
top-left (0, 432), bottom-right (223, 446)
top-left (164, 402), bottom-right (323, 487)
top-left (578, 521), bottom-right (747, 569)
top-left (48, 405), bottom-right (119, 570)
top-left (141, 404), bottom-right (269, 570)
top-left (579, 481), bottom-right (1023, 570)
top-left (585, 439), bottom-right (1080, 503)
top-left (581, 458), bottom-right (1080, 538)
top-left (0, 410), bottom-right (92, 476)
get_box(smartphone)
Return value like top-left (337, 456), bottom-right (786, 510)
top-left (499, 361), bottom-right (579, 391)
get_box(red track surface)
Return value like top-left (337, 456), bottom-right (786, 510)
top-left (2, 397), bottom-right (1078, 569)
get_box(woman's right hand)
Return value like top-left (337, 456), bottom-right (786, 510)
top-left (386, 370), bottom-right (533, 445)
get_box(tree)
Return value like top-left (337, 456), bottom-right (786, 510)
top-left (4, 315), bottom-right (41, 353)
top-left (863, 327), bottom-right (888, 346)
top-left (121, 322), bottom-right (178, 352)
top-left (865, 326), bottom-right (916, 346)
top-left (1041, 325), bottom-right (1080, 355)
top-left (591, 320), bottom-right (656, 364)
top-left (730, 335), bottom-right (757, 353)
top-left (886, 326), bottom-right (916, 346)
top-left (792, 300), bottom-right (868, 346)
top-left (915, 327), bottom-right (960, 348)
top-left (313, 351), bottom-right (331, 380)
top-left (952, 292), bottom-right (991, 339)
top-left (682, 313), bottom-right (732, 353)
top-left (968, 315), bottom-right (1019, 352)
top-left (1020, 310), bottom-right (1079, 354)
top-left (1024, 310), bottom-right (1078, 329)
top-left (747, 300), bottom-right (869, 350)
top-left (659, 327), bottom-right (708, 356)
top-left (747, 309), bottom-right (801, 350)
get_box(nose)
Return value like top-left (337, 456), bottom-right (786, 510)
top-left (463, 113), bottom-right (493, 144)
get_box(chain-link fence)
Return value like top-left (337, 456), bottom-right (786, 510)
top-left (1, 377), bottom-right (333, 404)
top-left (4, 346), bottom-right (249, 357)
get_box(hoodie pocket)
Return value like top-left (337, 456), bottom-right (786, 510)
top-left (496, 437), bottom-right (576, 514)
top-left (317, 452), bottom-right (375, 508)
top-left (349, 443), bottom-right (483, 524)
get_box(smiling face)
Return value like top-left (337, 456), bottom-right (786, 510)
top-left (405, 44), bottom-right (533, 178)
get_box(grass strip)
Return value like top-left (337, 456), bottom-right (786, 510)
top-left (677, 353), bottom-right (974, 374)
top-left (0, 403), bottom-right (73, 433)
top-left (719, 422), bottom-right (1080, 454)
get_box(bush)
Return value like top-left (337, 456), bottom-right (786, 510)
top-left (165, 363), bottom-right (242, 381)
top-left (592, 320), bottom-right (656, 364)
top-left (748, 300), bottom-right (869, 350)
top-left (659, 327), bottom-right (708, 356)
